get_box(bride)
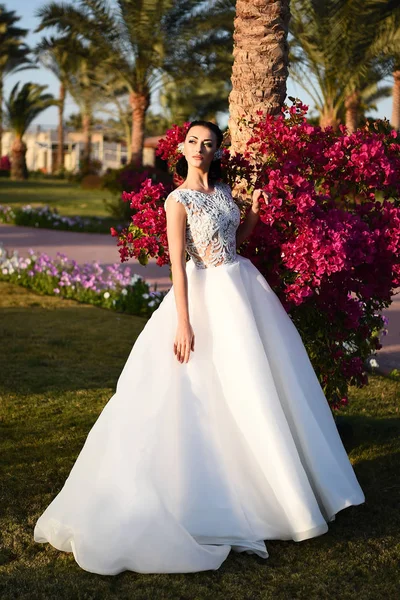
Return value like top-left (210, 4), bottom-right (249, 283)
top-left (33, 119), bottom-right (365, 575)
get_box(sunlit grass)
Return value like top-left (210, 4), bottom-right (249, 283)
top-left (0, 179), bottom-right (115, 218)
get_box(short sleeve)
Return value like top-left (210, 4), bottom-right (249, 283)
top-left (163, 190), bottom-right (186, 211)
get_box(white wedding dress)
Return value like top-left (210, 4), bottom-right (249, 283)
top-left (34, 182), bottom-right (365, 575)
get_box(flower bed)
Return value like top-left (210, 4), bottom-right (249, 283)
top-left (0, 204), bottom-right (122, 234)
top-left (0, 243), bottom-right (166, 317)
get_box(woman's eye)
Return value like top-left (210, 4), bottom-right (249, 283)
top-left (188, 140), bottom-right (213, 148)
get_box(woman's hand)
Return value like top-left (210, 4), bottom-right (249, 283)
top-left (251, 189), bottom-right (269, 214)
top-left (174, 321), bottom-right (195, 363)
top-left (236, 189), bottom-right (269, 248)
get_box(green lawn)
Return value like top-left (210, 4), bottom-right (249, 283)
top-left (0, 179), bottom-right (116, 217)
top-left (0, 282), bottom-right (399, 600)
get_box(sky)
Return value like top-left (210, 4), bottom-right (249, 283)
top-left (6, 0), bottom-right (395, 129)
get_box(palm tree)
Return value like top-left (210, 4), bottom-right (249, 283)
top-left (289, 0), bottom-right (400, 130)
top-left (368, 11), bottom-right (400, 129)
top-left (289, 0), bottom-right (358, 129)
top-left (35, 0), bottom-right (201, 167)
top-left (5, 82), bottom-right (54, 180)
top-left (65, 51), bottom-right (102, 169)
top-left (34, 35), bottom-right (81, 171)
top-left (228, 0), bottom-right (291, 153)
top-left (160, 76), bottom-right (231, 123)
top-left (344, 65), bottom-right (392, 132)
top-left (163, 0), bottom-right (235, 122)
top-left (0, 5), bottom-right (32, 157)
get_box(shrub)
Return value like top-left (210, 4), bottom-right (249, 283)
top-left (102, 164), bottom-right (173, 222)
top-left (0, 155), bottom-right (11, 177)
top-left (111, 100), bottom-right (400, 408)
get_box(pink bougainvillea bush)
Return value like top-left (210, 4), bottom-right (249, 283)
top-left (112, 101), bottom-right (399, 408)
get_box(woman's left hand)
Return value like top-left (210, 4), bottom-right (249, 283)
top-left (251, 189), bottom-right (268, 214)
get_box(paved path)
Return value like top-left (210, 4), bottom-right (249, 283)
top-left (1, 223), bottom-right (399, 371)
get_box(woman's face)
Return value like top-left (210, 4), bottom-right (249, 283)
top-left (183, 125), bottom-right (218, 172)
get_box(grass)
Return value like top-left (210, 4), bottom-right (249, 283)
top-left (0, 179), bottom-right (115, 218)
top-left (0, 281), bottom-right (399, 600)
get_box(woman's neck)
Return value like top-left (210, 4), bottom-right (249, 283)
top-left (184, 169), bottom-right (212, 191)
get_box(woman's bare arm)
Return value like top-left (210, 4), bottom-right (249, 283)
top-left (236, 205), bottom-right (260, 249)
top-left (236, 190), bottom-right (266, 249)
top-left (165, 194), bottom-right (195, 363)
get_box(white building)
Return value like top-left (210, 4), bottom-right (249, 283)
top-left (2, 127), bottom-right (163, 173)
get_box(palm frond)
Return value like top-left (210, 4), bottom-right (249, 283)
top-left (5, 82), bottom-right (55, 137)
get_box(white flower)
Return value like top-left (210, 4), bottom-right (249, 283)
top-left (121, 288), bottom-right (128, 296)
top-left (103, 291), bottom-right (110, 299)
top-left (142, 293), bottom-right (149, 299)
top-left (369, 358), bottom-right (379, 368)
top-left (2, 268), bottom-right (8, 275)
top-left (148, 300), bottom-right (155, 307)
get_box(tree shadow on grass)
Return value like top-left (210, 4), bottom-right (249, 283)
top-left (0, 304), bottom-right (147, 395)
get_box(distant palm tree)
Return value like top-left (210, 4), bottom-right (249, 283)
top-left (160, 76), bottom-right (231, 123)
top-left (0, 5), bottom-right (32, 157)
top-left (64, 50), bottom-right (103, 169)
top-left (289, 0), bottom-right (400, 129)
top-left (35, 0), bottom-right (199, 167)
top-left (344, 64), bottom-right (392, 132)
top-left (5, 82), bottom-right (55, 180)
top-left (35, 35), bottom-right (81, 171)
top-left (228, 0), bottom-right (291, 152)
top-left (368, 10), bottom-right (400, 129)
top-left (163, 0), bottom-right (235, 123)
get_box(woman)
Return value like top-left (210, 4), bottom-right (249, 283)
top-left (34, 120), bottom-right (365, 575)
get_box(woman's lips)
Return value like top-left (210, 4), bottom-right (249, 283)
top-left (192, 155), bottom-right (203, 159)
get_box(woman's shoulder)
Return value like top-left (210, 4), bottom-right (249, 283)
top-left (163, 188), bottom-right (189, 211)
top-left (164, 181), bottom-right (233, 210)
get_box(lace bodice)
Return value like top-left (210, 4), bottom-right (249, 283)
top-left (164, 182), bottom-right (241, 269)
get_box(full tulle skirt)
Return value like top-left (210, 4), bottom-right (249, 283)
top-left (33, 255), bottom-right (365, 575)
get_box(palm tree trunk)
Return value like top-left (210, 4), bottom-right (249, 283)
top-left (82, 112), bottom-right (91, 165)
top-left (0, 77), bottom-right (3, 159)
top-left (228, 0), bottom-right (291, 154)
top-left (57, 82), bottom-right (66, 171)
top-left (391, 68), bottom-right (400, 131)
top-left (345, 91), bottom-right (360, 133)
top-left (129, 91), bottom-right (150, 167)
top-left (11, 136), bottom-right (27, 180)
top-left (319, 104), bottom-right (340, 130)
top-left (124, 120), bottom-right (132, 163)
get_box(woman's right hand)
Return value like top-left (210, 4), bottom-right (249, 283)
top-left (174, 321), bottom-right (195, 363)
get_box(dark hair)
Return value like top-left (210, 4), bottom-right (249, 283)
top-left (175, 120), bottom-right (224, 181)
